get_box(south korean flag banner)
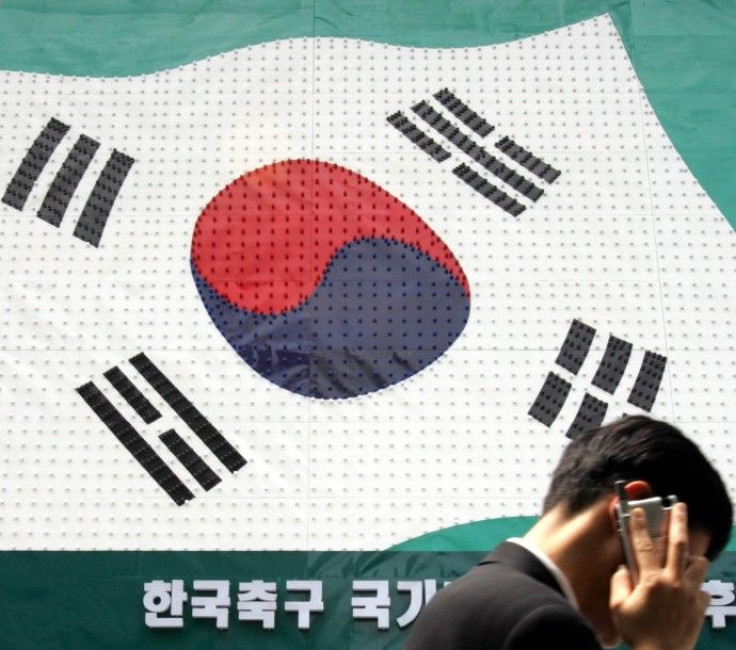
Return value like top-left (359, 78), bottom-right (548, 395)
top-left (0, 1), bottom-right (735, 648)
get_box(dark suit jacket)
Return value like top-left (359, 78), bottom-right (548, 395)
top-left (405, 541), bottom-right (602, 649)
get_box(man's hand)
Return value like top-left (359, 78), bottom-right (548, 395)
top-left (609, 503), bottom-right (711, 650)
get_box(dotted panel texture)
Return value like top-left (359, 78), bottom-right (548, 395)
top-left (0, 15), bottom-right (734, 551)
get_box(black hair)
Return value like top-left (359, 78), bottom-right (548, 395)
top-left (543, 415), bottom-right (733, 560)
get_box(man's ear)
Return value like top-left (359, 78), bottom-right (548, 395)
top-left (607, 480), bottom-right (653, 531)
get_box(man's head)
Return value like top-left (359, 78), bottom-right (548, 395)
top-left (543, 415), bottom-right (732, 560)
top-left (531, 416), bottom-right (732, 647)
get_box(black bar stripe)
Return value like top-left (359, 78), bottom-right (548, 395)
top-left (495, 135), bottom-right (561, 184)
top-left (76, 382), bottom-right (194, 506)
top-left (129, 352), bottom-right (247, 473)
top-left (386, 111), bottom-right (451, 162)
top-left (36, 134), bottom-right (100, 227)
top-left (452, 164), bottom-right (526, 216)
top-left (73, 150), bottom-right (135, 247)
top-left (413, 101), bottom-right (543, 201)
top-left (103, 366), bottom-right (161, 425)
top-left (566, 393), bottom-right (608, 439)
top-left (591, 335), bottom-right (633, 394)
top-left (433, 88), bottom-right (494, 137)
top-left (627, 351), bottom-right (667, 412)
top-left (555, 319), bottom-right (596, 375)
top-left (470, 149), bottom-right (543, 201)
top-left (159, 429), bottom-right (222, 491)
top-left (2, 118), bottom-right (70, 211)
top-left (528, 372), bottom-right (572, 427)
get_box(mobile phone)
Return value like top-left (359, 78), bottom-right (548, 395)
top-left (614, 480), bottom-right (678, 583)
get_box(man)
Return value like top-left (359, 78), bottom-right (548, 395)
top-left (406, 416), bottom-right (733, 649)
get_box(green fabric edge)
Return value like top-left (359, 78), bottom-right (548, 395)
top-left (0, 1), bottom-right (633, 76)
top-left (390, 517), bottom-right (736, 553)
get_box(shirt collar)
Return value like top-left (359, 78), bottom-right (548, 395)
top-left (507, 537), bottom-right (580, 611)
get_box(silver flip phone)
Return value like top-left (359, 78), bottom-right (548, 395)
top-left (614, 480), bottom-right (678, 583)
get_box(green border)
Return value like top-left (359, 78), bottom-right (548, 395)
top-left (0, 1), bottom-right (632, 75)
top-left (0, 548), bottom-right (734, 648)
top-left (390, 517), bottom-right (736, 553)
top-left (390, 516), bottom-right (536, 551)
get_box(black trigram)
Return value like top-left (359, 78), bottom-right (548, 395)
top-left (2, 117), bottom-right (134, 247)
top-left (529, 319), bottom-right (668, 437)
top-left (77, 352), bottom-right (246, 505)
top-left (386, 89), bottom-right (561, 217)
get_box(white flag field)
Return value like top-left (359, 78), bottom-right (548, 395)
top-left (0, 14), bottom-right (733, 551)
